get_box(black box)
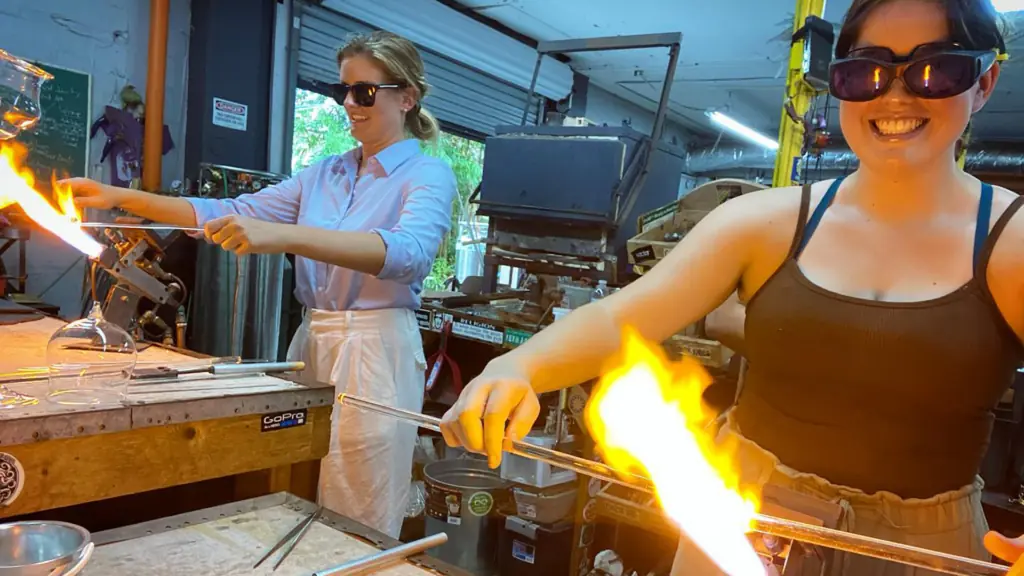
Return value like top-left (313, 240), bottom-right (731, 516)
top-left (499, 516), bottom-right (574, 576)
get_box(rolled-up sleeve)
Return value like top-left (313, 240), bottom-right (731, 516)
top-left (373, 163), bottom-right (457, 284)
top-left (184, 159), bottom-right (325, 226)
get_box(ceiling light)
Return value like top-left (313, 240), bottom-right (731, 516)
top-left (991, 0), bottom-right (1024, 12)
top-left (707, 111), bottom-right (779, 150)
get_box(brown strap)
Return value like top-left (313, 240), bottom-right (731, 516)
top-left (977, 194), bottom-right (1024, 275)
top-left (785, 184), bottom-right (813, 260)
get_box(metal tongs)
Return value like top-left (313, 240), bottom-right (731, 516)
top-left (253, 505), bottom-right (324, 571)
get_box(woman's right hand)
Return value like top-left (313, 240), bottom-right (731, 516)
top-left (440, 359), bottom-right (542, 469)
top-left (59, 178), bottom-right (124, 210)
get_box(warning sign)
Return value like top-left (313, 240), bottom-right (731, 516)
top-left (212, 97), bottom-right (248, 131)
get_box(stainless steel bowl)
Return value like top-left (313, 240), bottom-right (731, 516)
top-left (0, 521), bottom-right (91, 576)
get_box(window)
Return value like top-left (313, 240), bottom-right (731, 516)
top-left (291, 88), bottom-right (486, 290)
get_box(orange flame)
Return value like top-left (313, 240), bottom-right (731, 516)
top-left (0, 142), bottom-right (102, 258)
top-left (586, 329), bottom-right (766, 575)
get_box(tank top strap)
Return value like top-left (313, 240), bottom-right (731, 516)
top-left (972, 182), bottom-right (994, 270)
top-left (796, 177), bottom-right (845, 257)
top-left (784, 184), bottom-right (814, 259)
top-left (975, 191), bottom-right (1024, 279)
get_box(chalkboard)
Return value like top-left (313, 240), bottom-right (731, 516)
top-left (14, 61), bottom-right (91, 189)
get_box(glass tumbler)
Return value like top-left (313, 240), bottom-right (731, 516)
top-left (47, 303), bottom-right (137, 406)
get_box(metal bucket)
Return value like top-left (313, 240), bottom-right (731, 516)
top-left (423, 458), bottom-right (511, 576)
top-left (0, 521), bottom-right (92, 576)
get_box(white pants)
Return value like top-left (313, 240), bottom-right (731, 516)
top-left (287, 308), bottom-right (427, 539)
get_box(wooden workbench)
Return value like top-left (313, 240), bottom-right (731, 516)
top-left (87, 492), bottom-right (470, 575)
top-left (0, 317), bottom-right (333, 521)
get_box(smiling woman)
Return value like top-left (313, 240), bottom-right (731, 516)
top-left (438, 0), bottom-right (1024, 574)
top-left (61, 30), bottom-right (458, 541)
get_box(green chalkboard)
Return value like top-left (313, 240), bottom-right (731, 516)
top-left (14, 61), bottom-right (91, 189)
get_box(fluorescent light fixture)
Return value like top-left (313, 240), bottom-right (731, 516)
top-left (991, 0), bottom-right (1024, 12)
top-left (707, 111), bottom-right (780, 150)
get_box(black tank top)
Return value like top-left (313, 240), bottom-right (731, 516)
top-left (735, 179), bottom-right (1024, 498)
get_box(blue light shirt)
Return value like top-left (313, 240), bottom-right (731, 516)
top-left (185, 139), bottom-right (457, 311)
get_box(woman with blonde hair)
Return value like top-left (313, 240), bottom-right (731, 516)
top-left (65, 30), bottom-right (457, 537)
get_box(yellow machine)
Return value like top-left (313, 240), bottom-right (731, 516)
top-left (772, 0), bottom-right (827, 188)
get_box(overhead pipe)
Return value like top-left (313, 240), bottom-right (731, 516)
top-left (684, 146), bottom-right (1024, 176)
top-left (142, 0), bottom-right (170, 191)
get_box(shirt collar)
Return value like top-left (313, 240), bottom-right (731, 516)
top-left (343, 138), bottom-right (421, 177)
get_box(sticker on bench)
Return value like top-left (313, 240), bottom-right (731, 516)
top-left (260, 409), bottom-right (308, 432)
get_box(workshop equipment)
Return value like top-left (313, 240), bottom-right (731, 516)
top-left (500, 432), bottom-right (575, 489)
top-left (423, 458), bottom-right (512, 576)
top-left (425, 319), bottom-right (462, 398)
top-left (187, 163), bottom-right (289, 361)
top-left (338, 394), bottom-right (1011, 576)
top-left (627, 179), bottom-right (767, 274)
top-left (313, 533), bottom-right (448, 575)
top-left (478, 33), bottom-right (684, 286)
top-left (253, 505), bottom-right (323, 571)
top-left (92, 225), bottom-right (187, 337)
top-left (85, 493), bottom-right (468, 575)
top-left (498, 516), bottom-right (574, 576)
top-left (772, 0), bottom-right (829, 187)
top-left (0, 49), bottom-right (51, 140)
top-left (0, 521), bottom-right (92, 576)
top-left (46, 302), bottom-right (136, 406)
top-left (80, 222), bottom-right (203, 233)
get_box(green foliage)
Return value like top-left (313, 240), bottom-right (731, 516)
top-left (291, 89), bottom-right (485, 292)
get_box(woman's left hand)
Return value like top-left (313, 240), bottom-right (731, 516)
top-left (204, 215), bottom-right (289, 255)
top-left (985, 531), bottom-right (1024, 574)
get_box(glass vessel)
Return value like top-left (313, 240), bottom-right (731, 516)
top-left (0, 49), bottom-right (52, 139)
top-left (47, 303), bottom-right (137, 406)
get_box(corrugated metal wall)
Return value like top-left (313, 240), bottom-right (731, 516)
top-left (298, 2), bottom-right (538, 136)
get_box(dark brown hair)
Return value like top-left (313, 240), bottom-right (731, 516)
top-left (835, 0), bottom-right (1008, 58)
top-left (337, 31), bottom-right (440, 142)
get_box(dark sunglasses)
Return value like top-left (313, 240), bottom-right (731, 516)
top-left (829, 42), bottom-right (1002, 102)
top-left (328, 82), bottom-right (405, 107)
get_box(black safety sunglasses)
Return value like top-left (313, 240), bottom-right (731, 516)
top-left (328, 82), bottom-right (406, 107)
top-left (829, 42), bottom-right (1001, 102)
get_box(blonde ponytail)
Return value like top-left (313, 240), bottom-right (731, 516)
top-left (406, 105), bottom-right (440, 142)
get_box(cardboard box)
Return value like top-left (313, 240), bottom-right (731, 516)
top-left (627, 179), bottom-right (767, 274)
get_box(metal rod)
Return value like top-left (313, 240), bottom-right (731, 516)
top-left (254, 506), bottom-right (321, 569)
top-left (210, 361), bottom-right (304, 376)
top-left (338, 394), bottom-right (654, 492)
top-left (272, 506), bottom-right (323, 570)
top-left (78, 223), bottom-right (204, 233)
top-left (312, 533), bottom-right (448, 576)
top-left (338, 394), bottom-right (1010, 576)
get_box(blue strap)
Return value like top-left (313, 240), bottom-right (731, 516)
top-left (797, 177), bottom-right (845, 256)
top-left (973, 182), bottom-right (993, 270)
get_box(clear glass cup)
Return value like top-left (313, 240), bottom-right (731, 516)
top-left (47, 303), bottom-right (137, 406)
top-left (0, 49), bottom-right (52, 139)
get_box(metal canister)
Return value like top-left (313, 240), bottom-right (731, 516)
top-left (423, 458), bottom-right (512, 576)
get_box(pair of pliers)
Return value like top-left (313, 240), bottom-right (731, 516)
top-left (425, 320), bottom-right (462, 395)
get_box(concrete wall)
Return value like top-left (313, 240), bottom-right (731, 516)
top-left (1, 0), bottom-right (191, 318)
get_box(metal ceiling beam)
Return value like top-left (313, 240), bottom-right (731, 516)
top-left (536, 32), bottom-right (683, 54)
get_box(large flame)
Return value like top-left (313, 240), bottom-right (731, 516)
top-left (0, 142), bottom-right (102, 258)
top-left (586, 329), bottom-right (766, 575)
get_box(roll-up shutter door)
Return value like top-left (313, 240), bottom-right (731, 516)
top-left (297, 2), bottom-right (538, 136)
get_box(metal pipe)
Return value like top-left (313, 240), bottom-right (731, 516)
top-left (338, 394), bottom-right (654, 492)
top-left (338, 394), bottom-right (1010, 576)
top-left (210, 361), bottom-right (304, 376)
top-left (143, 0), bottom-right (170, 191)
top-left (312, 533), bottom-right (448, 576)
top-left (79, 223), bottom-right (204, 233)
